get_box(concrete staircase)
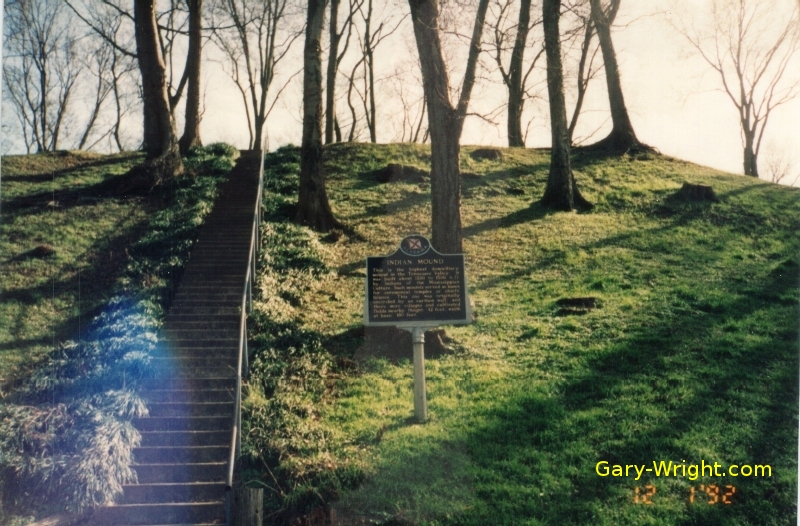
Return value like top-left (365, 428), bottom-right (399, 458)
top-left (92, 151), bottom-right (262, 525)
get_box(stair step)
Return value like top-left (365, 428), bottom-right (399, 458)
top-left (177, 277), bottom-right (247, 285)
top-left (183, 256), bottom-right (249, 264)
top-left (147, 402), bottom-right (234, 417)
top-left (148, 353), bottom-right (241, 364)
top-left (134, 416), bottom-right (232, 432)
top-left (171, 287), bottom-right (245, 295)
top-left (134, 446), bottom-right (229, 464)
top-left (148, 356), bottom-right (238, 368)
top-left (163, 315), bottom-right (241, 325)
top-left (147, 367), bottom-right (236, 379)
top-left (167, 307), bottom-right (241, 317)
top-left (133, 462), bottom-right (227, 483)
top-left (172, 300), bottom-right (247, 305)
top-left (120, 482), bottom-right (227, 505)
top-left (160, 334), bottom-right (241, 343)
top-left (122, 152), bottom-right (257, 524)
top-left (161, 330), bottom-right (240, 341)
top-left (140, 378), bottom-right (236, 391)
top-left (152, 343), bottom-right (240, 353)
top-left (169, 290), bottom-right (244, 301)
top-left (143, 389), bottom-right (234, 404)
top-left (140, 430), bottom-right (230, 447)
top-left (92, 501), bottom-right (225, 524)
top-left (174, 276), bottom-right (247, 284)
top-left (170, 300), bottom-right (243, 308)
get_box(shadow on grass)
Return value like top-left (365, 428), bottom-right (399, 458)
top-left (0, 154), bottom-right (138, 184)
top-left (470, 182), bottom-right (795, 295)
top-left (464, 201), bottom-right (553, 239)
top-left (1, 168), bottom-right (158, 218)
top-left (441, 260), bottom-right (798, 526)
top-left (323, 191), bottom-right (798, 525)
top-left (334, 260), bottom-right (797, 525)
top-left (0, 189), bottom-right (169, 387)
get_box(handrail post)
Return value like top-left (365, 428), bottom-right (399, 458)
top-left (236, 391), bottom-right (242, 456)
top-left (244, 333), bottom-right (249, 380)
top-left (226, 488), bottom-right (232, 526)
top-left (246, 272), bottom-right (252, 314)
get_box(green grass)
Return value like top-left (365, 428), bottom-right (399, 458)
top-left (247, 143), bottom-right (798, 525)
top-left (0, 146), bottom-right (237, 522)
top-left (0, 151), bottom-right (146, 385)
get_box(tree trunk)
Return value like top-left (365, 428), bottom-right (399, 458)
top-left (325, 0), bottom-right (341, 145)
top-left (409, 0), bottom-right (461, 253)
top-left (366, 49), bottom-right (377, 142)
top-left (541, 0), bottom-right (591, 211)
top-left (428, 106), bottom-right (464, 253)
top-left (507, 0), bottom-right (531, 147)
top-left (134, 0), bottom-right (183, 181)
top-left (568, 17), bottom-right (594, 145)
top-left (408, 0), bottom-right (489, 253)
top-left (364, 0), bottom-right (378, 143)
top-left (253, 114), bottom-right (266, 151)
top-left (744, 138), bottom-right (759, 177)
top-left (585, 0), bottom-right (643, 153)
top-left (296, 0), bottom-right (341, 232)
top-left (179, 0), bottom-right (203, 154)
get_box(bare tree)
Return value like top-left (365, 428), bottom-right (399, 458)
top-left (179, 0), bottom-right (204, 153)
top-left (343, 54), bottom-right (366, 141)
top-left (66, 0), bottom-right (201, 154)
top-left (387, 60), bottom-right (428, 143)
top-left (296, 0), bottom-right (342, 231)
top-left (3, 0), bottom-right (82, 152)
top-left (336, 0), bottom-right (403, 144)
top-left (562, 0), bottom-right (603, 145)
top-left (75, 40), bottom-right (116, 151)
top-left (159, 0), bottom-right (190, 116)
top-left (209, 0), bottom-right (303, 150)
top-left (489, 0), bottom-right (545, 147)
top-left (84, 10), bottom-right (140, 152)
top-left (356, 0), bottom-right (405, 143)
top-left (541, 0), bottom-right (592, 210)
top-left (407, 0), bottom-right (490, 253)
top-left (134, 0), bottom-right (184, 180)
top-left (763, 143), bottom-right (800, 186)
top-left (675, 0), bottom-right (800, 177)
top-left (583, 0), bottom-right (648, 153)
top-left (325, 0), bottom-right (361, 144)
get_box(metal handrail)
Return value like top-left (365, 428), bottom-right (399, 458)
top-left (225, 148), bottom-right (265, 525)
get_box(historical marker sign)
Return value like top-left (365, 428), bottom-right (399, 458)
top-left (364, 235), bottom-right (470, 327)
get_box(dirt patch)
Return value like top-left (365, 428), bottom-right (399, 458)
top-left (555, 296), bottom-right (600, 316)
top-left (372, 164), bottom-right (429, 183)
top-left (470, 148), bottom-right (503, 161)
top-left (669, 182), bottom-right (719, 203)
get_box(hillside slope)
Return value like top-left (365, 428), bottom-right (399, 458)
top-left (0, 146), bottom-right (237, 522)
top-left (245, 143), bottom-right (799, 526)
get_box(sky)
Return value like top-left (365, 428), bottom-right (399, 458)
top-left (193, 0), bottom-right (800, 184)
top-left (2, 0), bottom-right (798, 184)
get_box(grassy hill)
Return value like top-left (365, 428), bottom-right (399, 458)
top-left (0, 147), bottom-right (236, 521)
top-left (245, 143), bottom-right (799, 525)
top-left (0, 151), bottom-right (147, 385)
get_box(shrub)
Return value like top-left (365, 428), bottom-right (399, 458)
top-left (242, 150), bottom-right (358, 521)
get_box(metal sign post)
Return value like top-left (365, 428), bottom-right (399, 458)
top-left (411, 327), bottom-right (427, 421)
top-left (364, 235), bottom-right (471, 423)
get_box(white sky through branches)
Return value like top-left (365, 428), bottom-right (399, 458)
top-left (2, 0), bottom-right (798, 182)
